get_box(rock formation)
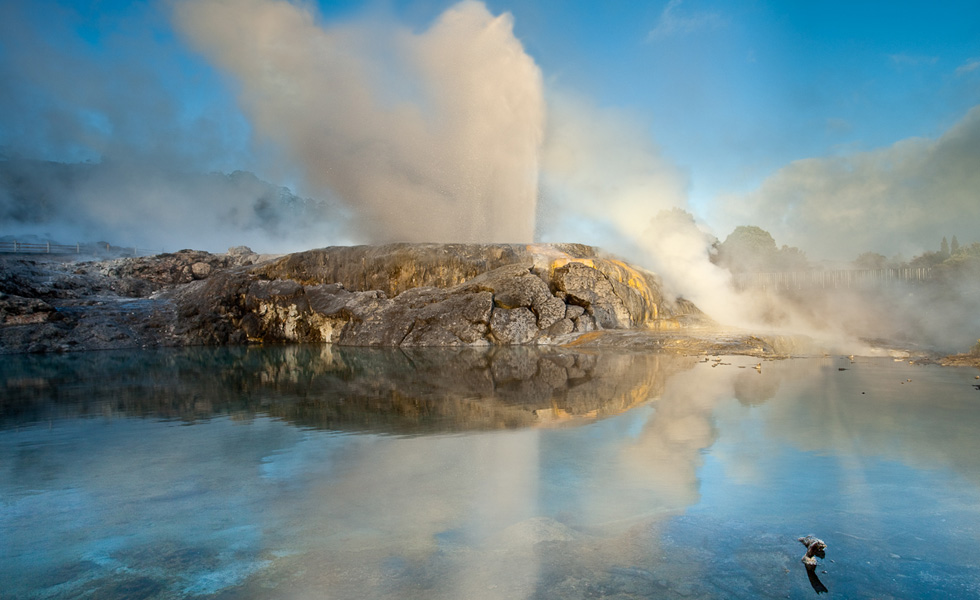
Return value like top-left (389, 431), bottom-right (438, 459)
top-left (168, 243), bottom-right (704, 347)
top-left (0, 243), bottom-right (711, 353)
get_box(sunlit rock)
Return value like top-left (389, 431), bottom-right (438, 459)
top-left (166, 243), bottom-right (703, 347)
top-left (0, 243), bottom-right (716, 352)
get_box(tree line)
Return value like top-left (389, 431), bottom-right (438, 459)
top-left (711, 226), bottom-right (980, 277)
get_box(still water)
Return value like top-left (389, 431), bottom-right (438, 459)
top-left (2, 345), bottom-right (980, 599)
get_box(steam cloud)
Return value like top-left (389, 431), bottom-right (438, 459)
top-left (537, 92), bottom-right (743, 324)
top-left (721, 105), bottom-right (980, 262)
top-left (173, 0), bottom-right (544, 244)
top-left (0, 160), bottom-right (353, 253)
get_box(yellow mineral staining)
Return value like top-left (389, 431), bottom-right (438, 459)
top-left (525, 244), bottom-right (665, 325)
top-left (561, 331), bottom-right (607, 346)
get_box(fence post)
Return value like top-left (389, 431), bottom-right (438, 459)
top-left (76, 243), bottom-right (80, 253)
top-left (46, 241), bottom-right (50, 253)
top-left (13, 240), bottom-right (17, 253)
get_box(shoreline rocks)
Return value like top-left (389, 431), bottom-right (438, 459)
top-left (0, 242), bottom-right (822, 357)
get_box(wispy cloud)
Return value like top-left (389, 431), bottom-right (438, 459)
top-left (956, 57), bottom-right (980, 76)
top-left (825, 117), bottom-right (853, 134)
top-left (647, 0), bottom-right (726, 41)
top-left (887, 53), bottom-right (938, 67)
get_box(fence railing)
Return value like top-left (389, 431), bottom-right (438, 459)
top-left (732, 267), bottom-right (933, 291)
top-left (0, 240), bottom-right (159, 257)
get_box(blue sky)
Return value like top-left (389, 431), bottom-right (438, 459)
top-left (506, 0), bottom-right (979, 215)
top-left (345, 0), bottom-right (980, 212)
top-left (1, 0), bottom-right (978, 261)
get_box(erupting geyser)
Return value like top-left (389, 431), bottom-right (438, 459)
top-left (174, 0), bottom-right (544, 244)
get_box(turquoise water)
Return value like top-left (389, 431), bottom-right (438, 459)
top-left (2, 346), bottom-right (979, 599)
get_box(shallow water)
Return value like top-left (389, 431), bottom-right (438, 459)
top-left (2, 345), bottom-right (980, 599)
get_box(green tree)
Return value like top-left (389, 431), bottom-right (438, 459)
top-left (774, 245), bottom-right (809, 270)
top-left (941, 236), bottom-right (950, 258)
top-left (715, 225), bottom-right (808, 272)
top-left (715, 226), bottom-right (777, 272)
top-left (853, 252), bottom-right (887, 270)
top-left (910, 251), bottom-right (945, 269)
top-left (951, 235), bottom-right (960, 254)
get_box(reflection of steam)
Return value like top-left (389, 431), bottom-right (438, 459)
top-left (174, 0), bottom-right (544, 244)
top-left (1, 346), bottom-right (725, 599)
top-left (615, 356), bottom-right (743, 518)
top-left (764, 359), bottom-right (980, 482)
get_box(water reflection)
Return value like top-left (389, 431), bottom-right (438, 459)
top-left (1, 345), bottom-right (688, 434)
top-left (2, 348), bottom-right (980, 599)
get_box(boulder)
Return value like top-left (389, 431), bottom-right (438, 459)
top-left (191, 262), bottom-right (212, 279)
top-left (553, 262), bottom-right (633, 328)
top-left (489, 307), bottom-right (538, 344)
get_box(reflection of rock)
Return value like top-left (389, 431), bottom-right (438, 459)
top-left (0, 345), bottom-right (686, 434)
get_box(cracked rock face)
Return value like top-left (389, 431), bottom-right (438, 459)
top-left (1, 243), bottom-right (705, 352)
top-left (167, 244), bottom-right (701, 347)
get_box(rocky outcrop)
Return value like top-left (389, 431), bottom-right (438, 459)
top-left (0, 249), bottom-right (261, 352)
top-left (167, 243), bottom-right (705, 347)
top-left (97, 246), bottom-right (262, 295)
top-left (0, 243), bottom-right (710, 353)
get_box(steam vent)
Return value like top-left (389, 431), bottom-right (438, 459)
top-left (171, 243), bottom-right (705, 346)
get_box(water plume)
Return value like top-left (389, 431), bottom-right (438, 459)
top-left (173, 0), bottom-right (544, 244)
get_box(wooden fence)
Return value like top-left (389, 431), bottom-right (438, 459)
top-left (732, 267), bottom-right (933, 291)
top-left (0, 240), bottom-right (158, 257)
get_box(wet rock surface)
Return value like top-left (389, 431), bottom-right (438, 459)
top-left (0, 243), bottom-right (821, 355)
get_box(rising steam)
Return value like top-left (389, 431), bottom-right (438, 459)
top-left (173, 0), bottom-right (544, 244)
top-left (537, 92), bottom-right (746, 325)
